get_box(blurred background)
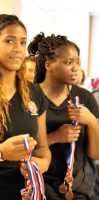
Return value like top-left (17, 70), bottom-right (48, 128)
top-left (0, 0), bottom-right (99, 79)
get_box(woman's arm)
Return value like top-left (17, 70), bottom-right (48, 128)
top-left (0, 134), bottom-right (36, 161)
top-left (47, 124), bottom-right (81, 146)
top-left (20, 111), bottom-right (51, 178)
top-left (68, 104), bottom-right (99, 159)
top-left (32, 111), bottom-right (51, 174)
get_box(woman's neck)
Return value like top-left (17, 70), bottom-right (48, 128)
top-left (40, 81), bottom-right (72, 106)
top-left (41, 79), bottom-right (71, 94)
top-left (3, 73), bottom-right (17, 101)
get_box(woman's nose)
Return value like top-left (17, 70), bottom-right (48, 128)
top-left (72, 64), bottom-right (80, 72)
top-left (13, 42), bottom-right (22, 52)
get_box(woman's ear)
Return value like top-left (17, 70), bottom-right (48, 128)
top-left (45, 60), bottom-right (52, 72)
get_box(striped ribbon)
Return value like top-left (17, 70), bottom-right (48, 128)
top-left (67, 96), bottom-right (80, 176)
top-left (20, 137), bottom-right (46, 200)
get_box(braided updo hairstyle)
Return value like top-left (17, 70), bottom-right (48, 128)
top-left (28, 32), bottom-right (80, 83)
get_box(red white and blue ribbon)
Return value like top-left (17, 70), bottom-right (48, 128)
top-left (67, 96), bottom-right (80, 176)
top-left (20, 137), bottom-right (46, 200)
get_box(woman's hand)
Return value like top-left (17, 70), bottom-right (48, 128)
top-left (56, 124), bottom-right (81, 143)
top-left (68, 103), bottom-right (94, 125)
top-left (20, 162), bottom-right (29, 179)
top-left (48, 123), bottom-right (81, 145)
top-left (0, 134), bottom-right (37, 161)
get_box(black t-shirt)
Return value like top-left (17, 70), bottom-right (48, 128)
top-left (42, 85), bottom-right (99, 199)
top-left (0, 83), bottom-right (47, 200)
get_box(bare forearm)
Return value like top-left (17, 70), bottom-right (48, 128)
top-left (32, 147), bottom-right (51, 174)
top-left (47, 131), bottom-right (58, 146)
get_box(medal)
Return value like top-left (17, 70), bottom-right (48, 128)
top-left (21, 192), bottom-right (31, 200)
top-left (21, 187), bottom-right (31, 200)
top-left (59, 181), bottom-right (74, 200)
top-left (65, 190), bottom-right (74, 200)
top-left (59, 183), bottom-right (67, 194)
top-left (59, 97), bottom-right (80, 200)
top-left (59, 174), bottom-right (74, 199)
top-left (65, 175), bottom-right (73, 184)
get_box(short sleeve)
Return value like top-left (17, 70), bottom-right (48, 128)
top-left (87, 93), bottom-right (99, 118)
top-left (29, 83), bottom-right (48, 116)
top-left (72, 85), bottom-right (99, 118)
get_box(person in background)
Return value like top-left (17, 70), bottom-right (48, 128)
top-left (22, 55), bottom-right (36, 83)
top-left (77, 68), bottom-right (92, 92)
top-left (76, 68), bottom-right (85, 86)
top-left (93, 89), bottom-right (99, 106)
top-left (28, 32), bottom-right (99, 200)
top-left (0, 15), bottom-right (51, 200)
top-left (91, 78), bottom-right (99, 92)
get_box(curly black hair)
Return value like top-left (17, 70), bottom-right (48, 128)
top-left (28, 32), bottom-right (80, 83)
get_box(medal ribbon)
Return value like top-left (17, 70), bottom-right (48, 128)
top-left (20, 137), bottom-right (46, 200)
top-left (67, 96), bottom-right (80, 176)
top-left (59, 96), bottom-right (81, 199)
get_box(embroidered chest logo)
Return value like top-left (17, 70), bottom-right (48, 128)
top-left (28, 101), bottom-right (38, 116)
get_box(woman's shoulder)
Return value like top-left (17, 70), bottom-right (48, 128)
top-left (72, 84), bottom-right (92, 97)
top-left (72, 85), bottom-right (99, 117)
top-left (28, 82), bottom-right (48, 115)
top-left (71, 85), bottom-right (96, 106)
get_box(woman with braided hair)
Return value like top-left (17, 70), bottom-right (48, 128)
top-left (28, 32), bottom-right (99, 200)
top-left (0, 16), bottom-right (51, 200)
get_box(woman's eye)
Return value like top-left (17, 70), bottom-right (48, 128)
top-left (6, 39), bottom-right (13, 44)
top-left (21, 41), bottom-right (27, 46)
top-left (66, 60), bottom-right (71, 65)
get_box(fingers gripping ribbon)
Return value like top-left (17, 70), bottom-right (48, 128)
top-left (20, 137), bottom-right (46, 200)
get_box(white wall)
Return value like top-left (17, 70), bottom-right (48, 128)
top-left (88, 15), bottom-right (99, 78)
top-left (0, 0), bottom-right (98, 78)
top-left (16, 0), bottom-right (89, 74)
top-left (0, 0), bottom-right (14, 14)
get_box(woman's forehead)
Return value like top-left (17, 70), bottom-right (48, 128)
top-left (0, 24), bottom-right (27, 38)
top-left (55, 45), bottom-right (79, 58)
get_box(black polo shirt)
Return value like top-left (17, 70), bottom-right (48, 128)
top-left (0, 83), bottom-right (47, 200)
top-left (43, 85), bottom-right (99, 199)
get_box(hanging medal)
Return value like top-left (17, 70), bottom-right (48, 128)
top-left (59, 96), bottom-right (81, 200)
